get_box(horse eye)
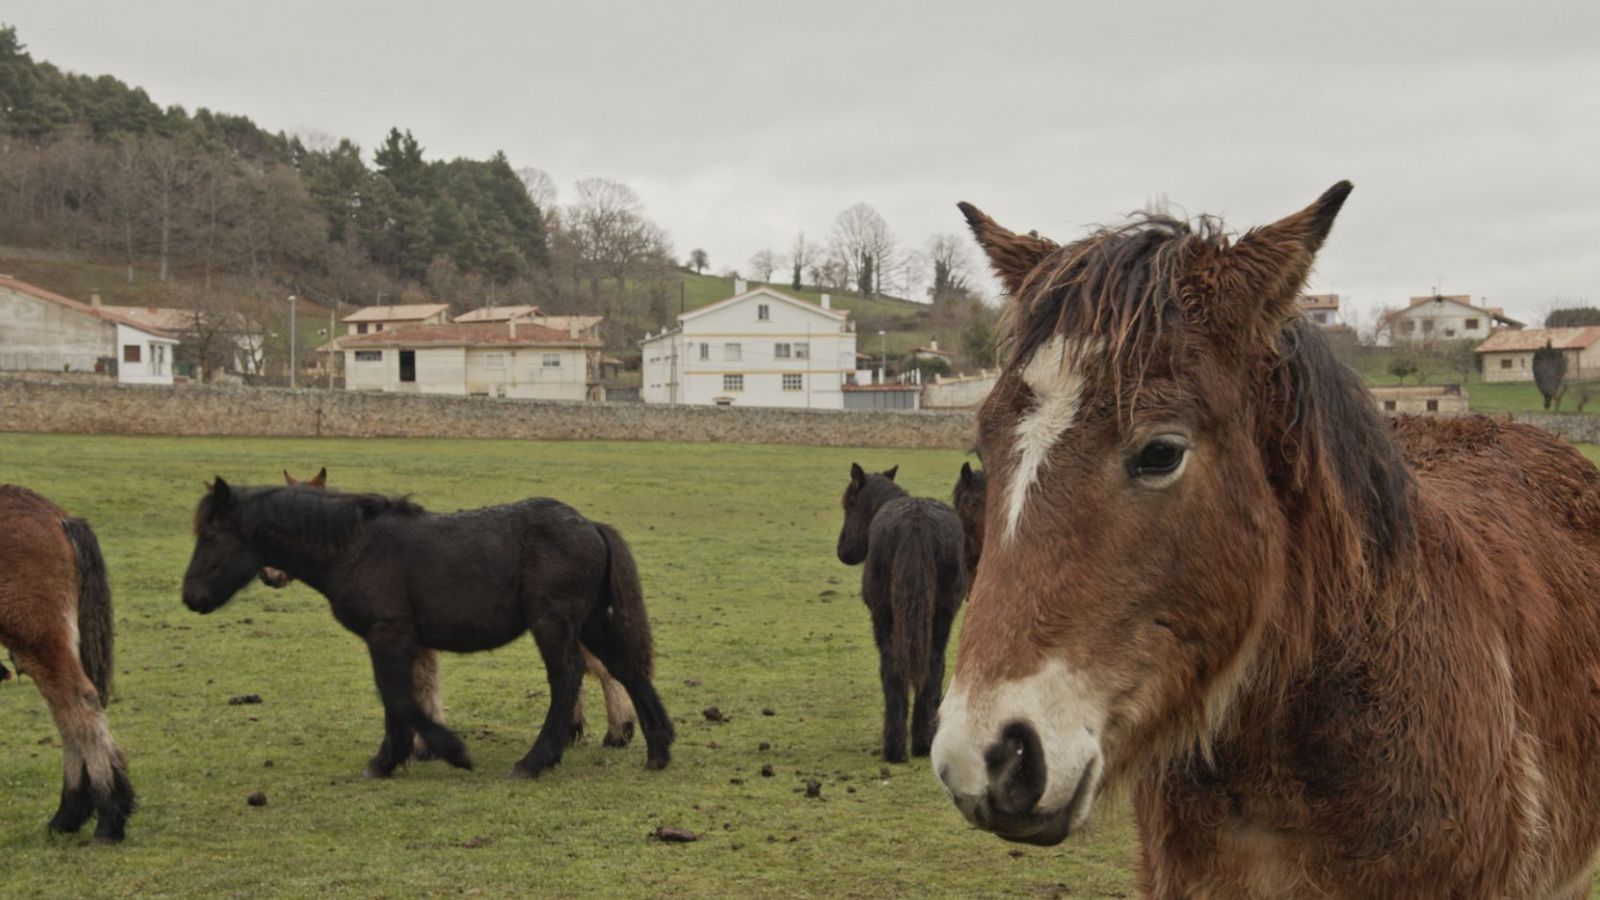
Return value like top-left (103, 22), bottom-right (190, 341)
top-left (1132, 439), bottom-right (1188, 479)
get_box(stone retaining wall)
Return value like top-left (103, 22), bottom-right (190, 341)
top-left (0, 376), bottom-right (976, 449)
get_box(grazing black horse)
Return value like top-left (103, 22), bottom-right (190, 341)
top-left (836, 464), bottom-right (967, 763)
top-left (181, 479), bottom-right (674, 779)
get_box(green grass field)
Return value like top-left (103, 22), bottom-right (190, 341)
top-left (3, 434), bottom-right (1597, 897)
top-left (0, 434), bottom-right (1137, 898)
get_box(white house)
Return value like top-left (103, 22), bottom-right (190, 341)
top-left (1299, 293), bottom-right (1342, 327)
top-left (0, 275), bottom-right (178, 384)
top-left (639, 287), bottom-right (856, 408)
top-left (102, 305), bottom-right (265, 378)
top-left (1390, 294), bottom-right (1523, 343)
top-left (340, 320), bottom-right (602, 401)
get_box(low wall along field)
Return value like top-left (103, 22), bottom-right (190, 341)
top-left (0, 376), bottom-right (975, 449)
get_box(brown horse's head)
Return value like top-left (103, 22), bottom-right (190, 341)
top-left (259, 467), bottom-right (325, 588)
top-left (932, 183), bottom-right (1373, 845)
top-left (952, 461), bottom-right (987, 576)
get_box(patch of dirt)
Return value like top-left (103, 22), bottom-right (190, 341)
top-left (702, 707), bottom-right (725, 723)
top-left (246, 792), bottom-right (268, 807)
top-left (228, 694), bottom-right (263, 706)
top-left (652, 826), bottom-right (698, 843)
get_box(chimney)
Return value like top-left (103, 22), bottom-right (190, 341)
top-left (90, 292), bottom-right (102, 308)
top-left (734, 277), bottom-right (747, 295)
top-left (569, 320), bottom-right (580, 340)
top-left (929, 338), bottom-right (939, 352)
top-left (821, 293), bottom-right (831, 310)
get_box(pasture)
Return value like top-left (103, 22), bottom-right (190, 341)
top-left (0, 433), bottom-right (1137, 897)
top-left (3, 433), bottom-right (1598, 897)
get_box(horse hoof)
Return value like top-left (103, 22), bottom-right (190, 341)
top-left (644, 756), bottom-right (670, 771)
top-left (412, 747), bottom-right (438, 762)
top-left (508, 763), bottom-right (542, 780)
top-left (603, 722), bottom-right (636, 748)
top-left (363, 762), bottom-right (395, 779)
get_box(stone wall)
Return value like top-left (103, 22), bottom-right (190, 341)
top-left (1510, 412), bottom-right (1600, 445)
top-left (0, 376), bottom-right (975, 449)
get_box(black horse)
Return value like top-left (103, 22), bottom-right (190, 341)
top-left (836, 464), bottom-right (967, 763)
top-left (181, 479), bottom-right (673, 779)
top-left (952, 461), bottom-right (988, 577)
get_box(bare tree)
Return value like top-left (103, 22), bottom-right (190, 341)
top-left (788, 230), bottom-right (815, 291)
top-left (516, 167), bottom-right (558, 213)
top-left (747, 248), bottom-right (777, 283)
top-left (828, 203), bottom-right (898, 297)
top-left (563, 177), bottom-right (673, 302)
top-left (134, 137), bottom-right (202, 282)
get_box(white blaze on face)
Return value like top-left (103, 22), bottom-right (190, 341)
top-left (1003, 336), bottom-right (1096, 542)
top-left (932, 660), bottom-right (1107, 824)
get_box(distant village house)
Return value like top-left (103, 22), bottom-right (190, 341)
top-left (1389, 294), bottom-right (1522, 343)
top-left (0, 275), bottom-right (178, 384)
top-left (639, 286), bottom-right (857, 409)
top-left (340, 319), bottom-right (602, 401)
top-left (1474, 327), bottom-right (1600, 384)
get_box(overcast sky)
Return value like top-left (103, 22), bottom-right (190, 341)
top-left (9, 1), bottom-right (1598, 323)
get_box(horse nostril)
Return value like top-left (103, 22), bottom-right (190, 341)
top-left (984, 721), bottom-right (1047, 817)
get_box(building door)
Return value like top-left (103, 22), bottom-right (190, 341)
top-left (399, 350), bottom-right (416, 383)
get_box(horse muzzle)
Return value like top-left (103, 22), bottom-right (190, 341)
top-left (931, 669), bottom-right (1107, 846)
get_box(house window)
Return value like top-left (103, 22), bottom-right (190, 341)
top-left (483, 353), bottom-right (506, 370)
top-left (1426, 399), bottom-right (1439, 412)
top-left (355, 351), bottom-right (382, 362)
top-left (1444, 329), bottom-right (1456, 338)
top-left (757, 304), bottom-right (770, 321)
top-left (775, 343), bottom-right (792, 359)
top-left (794, 342), bottom-right (809, 359)
top-left (357, 323), bottom-right (369, 335)
top-left (1421, 319), bottom-right (1434, 333)
top-left (699, 343), bottom-right (709, 360)
top-left (543, 353), bottom-right (562, 368)
top-left (122, 344), bottom-right (141, 364)
top-left (1500, 358), bottom-right (1512, 369)
top-left (783, 373), bottom-right (803, 391)
top-left (1382, 400), bottom-right (1396, 411)
top-left (723, 374), bottom-right (744, 392)
top-left (399, 350), bottom-right (416, 383)
top-left (1465, 318), bottom-right (1479, 330)
top-left (1399, 321), bottom-right (1415, 335)
top-left (724, 343), bottom-right (741, 361)
top-left (374, 323), bottom-right (384, 332)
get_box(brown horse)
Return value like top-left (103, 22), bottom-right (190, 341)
top-left (261, 468), bottom-right (638, 750)
top-left (931, 183), bottom-right (1600, 897)
top-left (0, 485), bottom-right (135, 842)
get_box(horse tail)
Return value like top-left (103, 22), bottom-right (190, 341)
top-left (594, 522), bottom-right (654, 678)
top-left (890, 539), bottom-right (936, 690)
top-left (62, 517), bottom-right (114, 705)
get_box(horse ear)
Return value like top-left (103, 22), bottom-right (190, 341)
top-left (309, 467), bottom-right (327, 488)
top-left (212, 477), bottom-right (233, 509)
top-left (282, 469), bottom-right (295, 485)
top-left (850, 462), bottom-right (865, 483)
top-left (1220, 181), bottom-right (1352, 333)
top-left (960, 461), bottom-right (973, 482)
top-left (958, 202), bottom-right (1057, 298)
top-left (884, 465), bottom-right (899, 482)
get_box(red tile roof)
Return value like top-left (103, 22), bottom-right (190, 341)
top-left (341, 303), bottom-right (449, 323)
top-left (1474, 326), bottom-right (1600, 354)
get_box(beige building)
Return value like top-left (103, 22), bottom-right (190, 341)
top-left (340, 320), bottom-right (603, 401)
top-left (342, 304), bottom-right (450, 336)
top-left (1390, 294), bottom-right (1522, 343)
top-left (1474, 327), bottom-right (1600, 384)
top-left (1370, 384), bottom-right (1470, 416)
top-left (453, 305), bottom-right (543, 323)
top-left (0, 275), bottom-right (178, 383)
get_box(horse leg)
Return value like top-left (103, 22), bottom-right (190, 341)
top-left (409, 649), bottom-right (443, 761)
top-left (569, 666), bottom-right (588, 745)
top-left (511, 618), bottom-right (586, 778)
top-left (578, 616), bottom-right (674, 770)
top-left (363, 632), bottom-right (471, 777)
top-left (873, 606), bottom-right (909, 763)
top-left (22, 642), bottom-right (134, 842)
top-left (911, 606), bottom-right (955, 757)
top-left (584, 645), bottom-right (637, 748)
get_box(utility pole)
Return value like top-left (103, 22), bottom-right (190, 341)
top-left (288, 294), bottom-right (298, 389)
top-left (878, 330), bottom-right (887, 385)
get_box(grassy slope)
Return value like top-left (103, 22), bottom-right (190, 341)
top-left (0, 434), bottom-right (1136, 898)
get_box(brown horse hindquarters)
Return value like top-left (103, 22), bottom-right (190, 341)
top-left (0, 486), bottom-right (135, 843)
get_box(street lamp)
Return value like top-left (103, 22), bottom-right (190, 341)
top-left (877, 330), bottom-right (887, 385)
top-left (288, 294), bottom-right (297, 389)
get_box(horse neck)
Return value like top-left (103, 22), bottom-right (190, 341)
top-left (239, 493), bottom-right (362, 594)
top-left (859, 478), bottom-right (909, 524)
